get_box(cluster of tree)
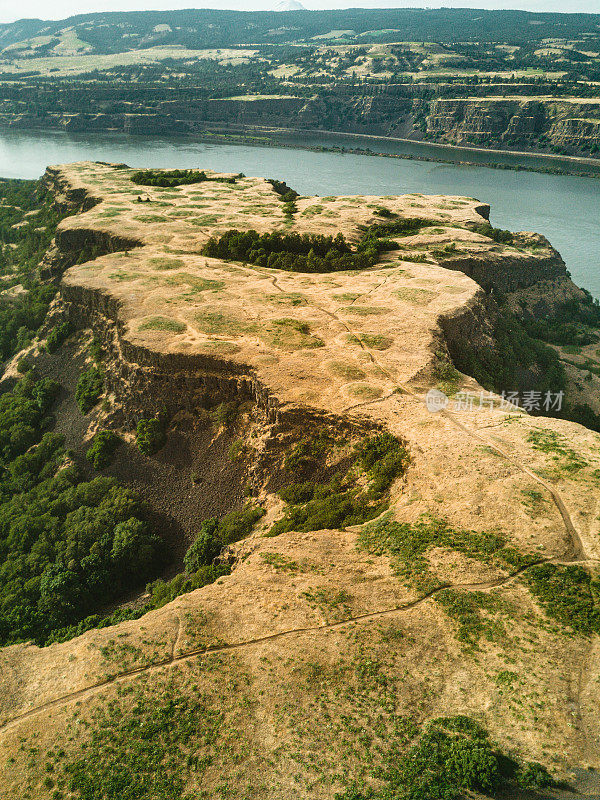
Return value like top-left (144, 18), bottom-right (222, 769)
top-left (203, 229), bottom-right (386, 273)
top-left (522, 296), bottom-right (600, 346)
top-left (452, 311), bottom-right (566, 399)
top-left (0, 180), bottom-right (69, 365)
top-left (0, 376), bottom-right (162, 645)
top-left (131, 169), bottom-right (236, 187)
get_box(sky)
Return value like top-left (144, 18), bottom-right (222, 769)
top-left (0, 0), bottom-right (599, 25)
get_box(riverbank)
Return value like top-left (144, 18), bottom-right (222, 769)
top-left (2, 118), bottom-right (599, 178)
top-left (196, 125), bottom-right (600, 179)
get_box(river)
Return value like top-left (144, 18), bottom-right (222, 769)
top-left (1, 127), bottom-right (599, 298)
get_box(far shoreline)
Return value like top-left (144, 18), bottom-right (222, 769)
top-left (195, 124), bottom-right (600, 179)
top-left (1, 122), bottom-right (600, 181)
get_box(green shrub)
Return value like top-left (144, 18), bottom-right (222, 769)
top-left (0, 180), bottom-right (67, 364)
top-left (516, 761), bottom-right (555, 789)
top-left (525, 563), bottom-right (600, 635)
top-left (184, 519), bottom-right (222, 572)
top-left (473, 222), bottom-right (515, 244)
top-left (0, 406), bottom-right (160, 646)
top-left (450, 310), bottom-right (565, 397)
top-left (75, 366), bottom-right (103, 414)
top-left (86, 430), bottom-right (120, 470)
top-left (285, 432), bottom-right (332, 474)
top-left (46, 320), bottom-right (73, 354)
top-left (136, 418), bottom-right (166, 455)
top-left (16, 356), bottom-right (31, 373)
top-left (111, 518), bottom-right (161, 580)
top-left (147, 563), bottom-right (231, 609)
top-left (269, 482), bottom-right (379, 537)
top-left (384, 718), bottom-right (500, 800)
top-left (184, 506), bottom-right (264, 572)
top-left (355, 432), bottom-right (411, 495)
top-left (267, 178), bottom-right (299, 200)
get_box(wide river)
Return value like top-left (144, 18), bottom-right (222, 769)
top-left (1, 128), bottom-right (599, 297)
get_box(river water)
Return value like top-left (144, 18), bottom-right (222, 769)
top-left (1, 127), bottom-right (599, 297)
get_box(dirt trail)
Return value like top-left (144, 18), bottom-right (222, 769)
top-left (0, 548), bottom-right (593, 737)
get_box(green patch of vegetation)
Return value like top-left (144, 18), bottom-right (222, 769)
top-left (16, 355), bottom-right (31, 373)
top-left (524, 563), bottom-right (600, 635)
top-left (267, 178), bottom-right (299, 202)
top-left (163, 273), bottom-right (225, 293)
top-left (435, 588), bottom-right (505, 646)
top-left (527, 428), bottom-right (587, 474)
top-left (202, 228), bottom-right (377, 273)
top-left (302, 586), bottom-right (353, 621)
top-left (431, 241), bottom-right (461, 259)
top-left (346, 333), bottom-right (393, 350)
top-left (147, 505), bottom-right (264, 608)
top-left (148, 256), bottom-right (184, 270)
top-left (227, 438), bottom-right (245, 461)
top-left (340, 305), bottom-right (386, 316)
top-left (451, 310), bottom-right (565, 399)
top-left (328, 361), bottom-right (366, 381)
top-left (185, 506), bottom-right (264, 573)
top-left (433, 350), bottom-right (462, 395)
top-left (515, 761), bottom-right (556, 790)
top-left (395, 286), bottom-right (436, 305)
top-left (472, 222), bottom-right (515, 245)
top-left (334, 292), bottom-right (361, 302)
top-left (46, 320), bottom-right (73, 353)
top-left (266, 291), bottom-right (306, 306)
top-left (134, 213), bottom-right (171, 224)
top-left (61, 679), bottom-right (223, 799)
top-left (347, 384), bottom-right (383, 400)
top-left (202, 217), bottom-right (418, 273)
top-left (301, 204), bottom-right (324, 216)
top-left (361, 217), bottom-right (431, 239)
top-left (359, 515), bottom-right (534, 645)
top-left (136, 418), bottom-right (166, 456)
top-left (340, 715), bottom-right (554, 800)
top-left (0, 179), bottom-right (68, 363)
top-left (264, 317), bottom-right (324, 350)
top-left (523, 295), bottom-right (600, 347)
top-left (356, 432), bottom-right (411, 496)
top-left (138, 316), bottom-right (186, 333)
top-left (131, 168), bottom-right (236, 187)
top-left (261, 552), bottom-right (300, 571)
top-left (382, 716), bottom-right (501, 798)
top-left (270, 432), bottom-right (410, 537)
top-left (401, 252), bottom-right (429, 263)
top-left (189, 214), bottom-right (220, 227)
top-left (521, 487), bottom-right (547, 515)
top-left (146, 563), bottom-right (231, 609)
top-left (194, 308), bottom-right (257, 337)
top-left (75, 366), bottom-right (103, 414)
top-left (86, 430), bottom-right (120, 470)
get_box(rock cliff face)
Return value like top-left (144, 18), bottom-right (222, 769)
top-left (1, 162), bottom-right (600, 799)
top-left (427, 97), bottom-right (600, 151)
top-left (2, 92), bottom-right (600, 159)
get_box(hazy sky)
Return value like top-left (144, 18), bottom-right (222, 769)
top-left (1, 0), bottom-right (599, 26)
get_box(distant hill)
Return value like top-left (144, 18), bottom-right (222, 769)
top-left (0, 7), bottom-right (599, 54)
